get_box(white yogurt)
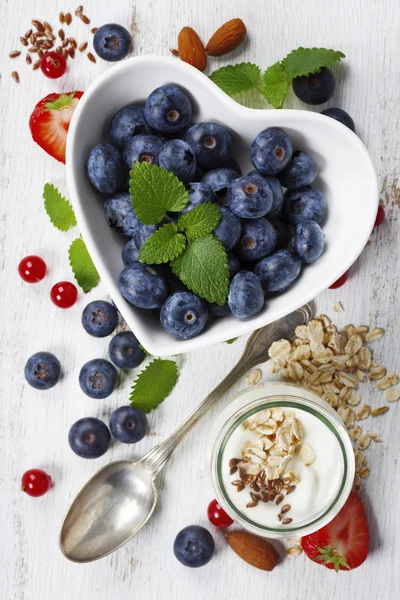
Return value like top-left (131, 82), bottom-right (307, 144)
top-left (221, 405), bottom-right (344, 527)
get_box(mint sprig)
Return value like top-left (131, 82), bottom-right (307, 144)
top-left (68, 237), bottom-right (100, 293)
top-left (139, 223), bottom-right (186, 264)
top-left (130, 359), bottom-right (179, 413)
top-left (282, 48), bottom-right (345, 79)
top-left (178, 203), bottom-right (221, 240)
top-left (262, 62), bottom-right (290, 109)
top-left (43, 183), bottom-right (77, 231)
top-left (209, 62), bottom-right (261, 96)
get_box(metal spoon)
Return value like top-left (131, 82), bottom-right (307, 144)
top-left (60, 304), bottom-right (313, 563)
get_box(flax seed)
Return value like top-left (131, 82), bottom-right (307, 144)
top-left (41, 40), bottom-right (53, 49)
top-left (75, 6), bottom-right (84, 16)
top-left (87, 52), bottom-right (96, 63)
top-left (280, 504), bottom-right (291, 514)
top-left (43, 21), bottom-right (52, 32)
top-left (229, 466), bottom-right (237, 475)
top-left (11, 71), bottom-right (19, 83)
top-left (32, 19), bottom-right (45, 32)
top-left (9, 51), bottom-right (21, 58)
top-left (90, 27), bottom-right (98, 34)
top-left (229, 458), bottom-right (240, 468)
top-left (237, 483), bottom-right (245, 492)
top-left (26, 54), bottom-right (32, 65)
top-left (59, 12), bottom-right (65, 23)
top-left (80, 14), bottom-right (90, 24)
top-left (56, 46), bottom-right (62, 54)
top-left (37, 49), bottom-right (43, 59)
top-left (30, 34), bottom-right (37, 44)
top-left (246, 501), bottom-right (257, 508)
top-left (58, 29), bottom-right (65, 40)
top-left (46, 32), bottom-right (56, 41)
top-left (78, 41), bottom-right (88, 52)
top-left (24, 28), bottom-right (32, 39)
top-left (282, 518), bottom-right (293, 525)
top-left (170, 48), bottom-right (179, 56)
top-left (286, 485), bottom-right (296, 495)
top-left (70, 38), bottom-right (77, 49)
top-left (65, 13), bottom-right (72, 25)
top-left (32, 59), bottom-right (41, 70)
top-left (28, 46), bottom-right (39, 53)
top-left (61, 38), bottom-right (69, 48)
top-left (62, 48), bottom-right (69, 58)
top-left (20, 36), bottom-right (29, 46)
top-left (275, 494), bottom-right (284, 505)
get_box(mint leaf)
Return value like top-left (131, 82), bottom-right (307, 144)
top-left (172, 236), bottom-right (229, 305)
top-left (225, 337), bottom-right (238, 345)
top-left (129, 359), bottom-right (179, 413)
top-left (282, 47), bottom-right (345, 78)
top-left (130, 162), bottom-right (188, 225)
top-left (262, 62), bottom-right (290, 109)
top-left (43, 183), bottom-right (77, 231)
top-left (139, 223), bottom-right (186, 264)
top-left (209, 62), bottom-right (261, 96)
top-left (68, 238), bottom-right (100, 293)
top-left (178, 203), bottom-right (221, 240)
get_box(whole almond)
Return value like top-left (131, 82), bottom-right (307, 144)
top-left (205, 18), bottom-right (246, 56)
top-left (178, 27), bottom-right (207, 71)
top-left (225, 530), bottom-right (279, 571)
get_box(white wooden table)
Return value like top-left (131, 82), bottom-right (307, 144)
top-left (1, 1), bottom-right (399, 598)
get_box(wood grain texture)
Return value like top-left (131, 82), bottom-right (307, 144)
top-left (0, 0), bottom-right (399, 598)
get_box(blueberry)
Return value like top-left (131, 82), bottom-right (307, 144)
top-left (202, 169), bottom-right (240, 204)
top-left (122, 239), bottom-right (140, 266)
top-left (228, 271), bottom-right (264, 319)
top-left (108, 331), bottom-right (145, 369)
top-left (293, 220), bottom-right (325, 263)
top-left (104, 193), bottom-right (158, 246)
top-left (254, 250), bottom-right (301, 293)
top-left (118, 264), bottom-right (167, 309)
top-left (270, 217), bottom-right (293, 250)
top-left (227, 251), bottom-right (241, 277)
top-left (185, 122), bottom-right (233, 168)
top-left (283, 185), bottom-right (327, 225)
top-left (261, 176), bottom-right (284, 216)
top-left (227, 173), bottom-right (273, 219)
top-left (68, 417), bottom-right (111, 459)
top-left (93, 23), bottom-right (131, 62)
top-left (24, 351), bottom-right (61, 390)
top-left (88, 143), bottom-right (125, 194)
top-left (81, 300), bottom-right (118, 338)
top-left (181, 182), bottom-right (215, 215)
top-left (79, 359), bottom-right (118, 399)
top-left (278, 151), bottom-right (318, 189)
top-left (173, 525), bottom-right (215, 568)
top-left (160, 292), bottom-right (208, 339)
top-left (109, 105), bottom-right (152, 149)
top-left (235, 218), bottom-right (277, 261)
top-left (122, 134), bottom-right (163, 169)
top-left (250, 128), bottom-right (293, 176)
top-left (109, 406), bottom-right (148, 443)
top-left (321, 107), bottom-right (355, 132)
top-left (292, 67), bottom-right (335, 105)
top-left (208, 302), bottom-right (231, 318)
top-left (145, 85), bottom-right (192, 133)
top-left (214, 206), bottom-right (241, 251)
top-left (159, 139), bottom-right (196, 184)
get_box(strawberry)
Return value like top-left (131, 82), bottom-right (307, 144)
top-left (301, 492), bottom-right (369, 572)
top-left (29, 91), bottom-right (83, 164)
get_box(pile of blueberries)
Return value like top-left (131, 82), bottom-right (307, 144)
top-left (87, 84), bottom-right (328, 341)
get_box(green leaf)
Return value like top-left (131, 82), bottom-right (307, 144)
top-left (262, 62), bottom-right (290, 109)
top-left (44, 91), bottom-right (77, 111)
top-left (43, 183), bottom-right (77, 231)
top-left (225, 337), bottom-right (238, 345)
top-left (209, 62), bottom-right (261, 96)
top-left (68, 237), bottom-right (100, 293)
top-left (171, 236), bottom-right (229, 305)
top-left (138, 223), bottom-right (186, 264)
top-left (129, 359), bottom-right (179, 413)
top-left (178, 203), bottom-right (221, 240)
top-left (282, 47), bottom-right (345, 78)
top-left (129, 162), bottom-right (188, 225)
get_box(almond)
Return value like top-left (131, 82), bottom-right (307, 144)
top-left (225, 530), bottom-right (279, 571)
top-left (205, 18), bottom-right (246, 57)
top-left (177, 27), bottom-right (207, 71)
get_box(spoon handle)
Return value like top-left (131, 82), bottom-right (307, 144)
top-left (142, 304), bottom-right (313, 475)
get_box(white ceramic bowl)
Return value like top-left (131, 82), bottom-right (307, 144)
top-left (66, 55), bottom-right (378, 357)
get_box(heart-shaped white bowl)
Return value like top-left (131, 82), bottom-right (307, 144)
top-left (66, 55), bottom-right (378, 357)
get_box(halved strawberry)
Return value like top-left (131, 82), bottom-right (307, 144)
top-left (29, 91), bottom-right (83, 164)
top-left (301, 492), bottom-right (369, 572)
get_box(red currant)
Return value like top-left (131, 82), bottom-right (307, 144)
top-left (50, 281), bottom-right (78, 308)
top-left (40, 51), bottom-right (67, 79)
top-left (21, 469), bottom-right (52, 497)
top-left (18, 255), bottom-right (47, 283)
top-left (207, 499), bottom-right (233, 529)
top-left (374, 205), bottom-right (385, 228)
top-left (329, 270), bottom-right (349, 289)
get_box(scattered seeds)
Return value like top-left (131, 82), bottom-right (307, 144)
top-left (75, 6), bottom-right (84, 16)
top-left (43, 21), bottom-right (52, 32)
top-left (38, 49), bottom-right (43, 59)
top-left (90, 27), bottom-right (98, 34)
top-left (333, 302), bottom-right (344, 312)
top-left (65, 13), bottom-right (72, 25)
top-left (280, 504), bottom-right (291, 514)
top-left (32, 59), bottom-right (41, 70)
top-left (58, 29), bottom-right (65, 40)
top-left (80, 14), bottom-right (90, 24)
top-left (371, 406), bottom-right (389, 417)
top-left (20, 36), bottom-right (29, 46)
top-left (32, 19), bottom-right (45, 32)
top-left (24, 28), bottom-right (33, 39)
top-left (9, 50), bottom-right (21, 58)
top-left (11, 71), bottom-right (19, 83)
top-left (282, 518), bottom-right (293, 525)
top-left (78, 41), bottom-right (88, 52)
top-left (70, 38), bottom-right (77, 49)
top-left (26, 54), bottom-right (32, 65)
top-left (87, 52), bottom-right (96, 63)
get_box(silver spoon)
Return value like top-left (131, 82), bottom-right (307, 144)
top-left (60, 304), bottom-right (313, 563)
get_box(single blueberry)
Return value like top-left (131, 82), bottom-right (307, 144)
top-left (278, 151), bottom-right (318, 189)
top-left (250, 128), bottom-right (293, 176)
top-left (185, 122), bottom-right (233, 168)
top-left (87, 143), bottom-right (125, 194)
top-left (214, 206), bottom-right (241, 251)
top-left (254, 250), bottom-right (302, 293)
top-left (145, 85), bottom-right (192, 133)
top-left (24, 351), bottom-right (61, 390)
top-left (68, 417), bottom-right (111, 459)
top-left (181, 182), bottom-right (215, 215)
top-left (228, 271), bottom-right (264, 319)
top-left (82, 300), bottom-right (118, 338)
top-left (270, 217), bottom-right (294, 250)
top-left (227, 251), bottom-right (241, 277)
top-left (79, 359), bottom-right (118, 399)
top-left (118, 264), bottom-right (168, 309)
top-left (227, 173), bottom-right (273, 219)
top-left (109, 406), bottom-right (148, 443)
top-left (293, 220), bottom-right (325, 263)
top-left (109, 105), bottom-right (152, 149)
top-left (283, 185), bottom-right (327, 225)
top-left (159, 139), bottom-right (196, 184)
top-left (104, 193), bottom-right (158, 246)
top-left (122, 134), bottom-right (163, 169)
top-left (321, 107), bottom-right (355, 132)
top-left (207, 302), bottom-right (231, 318)
top-left (160, 292), bottom-right (208, 339)
top-left (235, 218), bottom-right (277, 261)
top-left (108, 331), bottom-right (145, 369)
top-left (292, 67), bottom-right (335, 105)
top-left (121, 238), bottom-right (140, 266)
top-left (173, 525), bottom-right (215, 568)
top-left (93, 23), bottom-right (131, 62)
top-left (202, 168), bottom-right (240, 202)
